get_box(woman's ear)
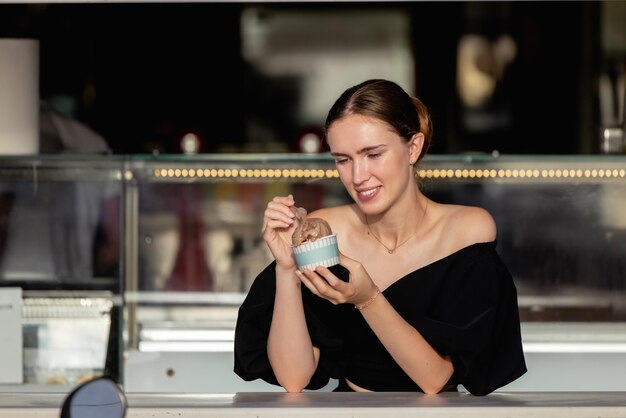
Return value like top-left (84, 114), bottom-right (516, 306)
top-left (408, 132), bottom-right (425, 165)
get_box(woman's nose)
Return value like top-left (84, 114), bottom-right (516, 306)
top-left (352, 159), bottom-right (370, 184)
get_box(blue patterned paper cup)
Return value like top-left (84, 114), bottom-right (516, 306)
top-left (292, 233), bottom-right (340, 271)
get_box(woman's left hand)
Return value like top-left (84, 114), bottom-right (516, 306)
top-left (295, 252), bottom-right (380, 307)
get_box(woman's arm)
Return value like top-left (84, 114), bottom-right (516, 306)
top-left (267, 264), bottom-right (320, 392)
top-left (358, 292), bottom-right (453, 394)
top-left (262, 195), bottom-right (320, 392)
top-left (299, 257), bottom-right (453, 394)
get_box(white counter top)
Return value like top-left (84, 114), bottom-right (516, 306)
top-left (1, 391), bottom-right (626, 417)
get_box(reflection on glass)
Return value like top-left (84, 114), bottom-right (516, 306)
top-left (136, 159), bottom-right (626, 329)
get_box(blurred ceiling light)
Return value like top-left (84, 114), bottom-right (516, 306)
top-left (457, 34), bottom-right (517, 108)
top-left (457, 35), bottom-right (497, 107)
top-left (299, 132), bottom-right (323, 153)
top-left (180, 132), bottom-right (200, 154)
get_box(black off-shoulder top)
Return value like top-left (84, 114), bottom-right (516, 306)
top-left (233, 241), bottom-right (527, 395)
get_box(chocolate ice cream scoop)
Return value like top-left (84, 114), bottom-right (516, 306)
top-left (291, 206), bottom-right (308, 223)
top-left (290, 207), bottom-right (333, 246)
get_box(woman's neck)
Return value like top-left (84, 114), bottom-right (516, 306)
top-left (364, 191), bottom-right (428, 248)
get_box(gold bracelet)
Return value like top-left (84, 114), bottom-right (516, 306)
top-left (354, 287), bottom-right (381, 310)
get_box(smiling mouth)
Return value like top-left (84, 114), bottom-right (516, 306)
top-left (357, 187), bottom-right (379, 197)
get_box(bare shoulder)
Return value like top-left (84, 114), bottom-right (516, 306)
top-left (308, 204), bottom-right (357, 232)
top-left (439, 203), bottom-right (496, 248)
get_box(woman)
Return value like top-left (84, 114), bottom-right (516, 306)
top-left (234, 79), bottom-right (527, 395)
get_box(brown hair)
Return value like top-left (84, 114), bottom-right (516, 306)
top-left (325, 79), bottom-right (433, 162)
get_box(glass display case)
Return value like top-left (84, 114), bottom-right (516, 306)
top-left (0, 156), bottom-right (124, 391)
top-left (123, 154), bottom-right (626, 392)
top-left (1, 154), bottom-right (626, 392)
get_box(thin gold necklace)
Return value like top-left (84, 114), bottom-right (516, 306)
top-left (365, 199), bottom-right (428, 254)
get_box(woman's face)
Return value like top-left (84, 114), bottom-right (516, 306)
top-left (327, 114), bottom-right (418, 216)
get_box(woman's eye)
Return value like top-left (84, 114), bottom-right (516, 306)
top-left (335, 159), bottom-right (348, 165)
top-left (368, 153), bottom-right (382, 159)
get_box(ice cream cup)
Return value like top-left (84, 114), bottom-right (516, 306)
top-left (292, 233), bottom-right (340, 271)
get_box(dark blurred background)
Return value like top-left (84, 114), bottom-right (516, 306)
top-left (1, 1), bottom-right (625, 155)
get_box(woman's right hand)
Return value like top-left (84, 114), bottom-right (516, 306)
top-left (262, 194), bottom-right (299, 270)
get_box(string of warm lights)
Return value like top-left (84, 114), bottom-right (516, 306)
top-left (152, 168), bottom-right (339, 179)
top-left (149, 167), bottom-right (626, 180)
top-left (418, 168), bottom-right (626, 179)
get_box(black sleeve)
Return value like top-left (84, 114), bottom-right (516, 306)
top-left (233, 262), bottom-right (346, 390)
top-left (413, 246), bottom-right (527, 396)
